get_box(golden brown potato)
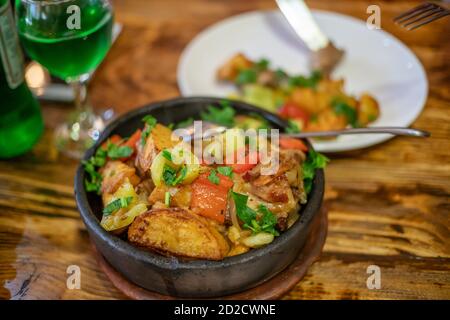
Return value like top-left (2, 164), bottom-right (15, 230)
top-left (217, 53), bottom-right (253, 81)
top-left (101, 161), bottom-right (140, 194)
top-left (358, 93), bottom-right (380, 126)
top-left (128, 208), bottom-right (229, 260)
top-left (151, 123), bottom-right (179, 151)
top-left (227, 244), bottom-right (250, 257)
top-left (305, 109), bottom-right (347, 132)
top-left (290, 88), bottom-right (317, 114)
top-left (148, 185), bottom-right (192, 208)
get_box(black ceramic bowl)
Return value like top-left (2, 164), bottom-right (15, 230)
top-left (75, 97), bottom-right (324, 298)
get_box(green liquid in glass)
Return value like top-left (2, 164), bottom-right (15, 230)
top-left (18, 5), bottom-right (113, 80)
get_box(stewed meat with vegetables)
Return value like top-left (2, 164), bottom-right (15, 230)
top-left (83, 101), bottom-right (328, 260)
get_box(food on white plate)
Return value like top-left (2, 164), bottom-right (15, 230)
top-left (217, 53), bottom-right (380, 135)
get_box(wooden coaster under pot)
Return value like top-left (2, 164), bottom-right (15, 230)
top-left (92, 206), bottom-right (328, 300)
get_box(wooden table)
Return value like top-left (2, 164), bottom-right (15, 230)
top-left (1, 0), bottom-right (449, 300)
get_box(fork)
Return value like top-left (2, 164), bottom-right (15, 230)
top-left (394, 1), bottom-right (450, 30)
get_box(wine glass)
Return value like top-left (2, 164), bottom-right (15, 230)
top-left (16, 0), bottom-right (114, 158)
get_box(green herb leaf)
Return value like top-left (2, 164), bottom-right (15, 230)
top-left (141, 115), bottom-right (157, 146)
top-left (257, 204), bottom-right (279, 236)
top-left (255, 58), bottom-right (269, 70)
top-left (289, 70), bottom-right (322, 89)
top-left (83, 146), bottom-right (109, 194)
top-left (172, 165), bottom-right (187, 186)
top-left (235, 68), bottom-right (257, 85)
top-left (275, 68), bottom-right (288, 80)
top-left (162, 149), bottom-right (172, 161)
top-left (302, 149), bottom-right (329, 194)
top-left (162, 165), bottom-right (187, 186)
top-left (231, 192), bottom-right (257, 227)
top-left (231, 192), bottom-right (280, 236)
top-left (208, 169), bottom-right (220, 185)
top-left (164, 191), bottom-right (171, 207)
top-left (332, 98), bottom-right (358, 127)
top-left (175, 117), bottom-right (194, 129)
top-left (286, 120), bottom-right (301, 134)
top-left (200, 101), bottom-right (236, 127)
top-left (103, 196), bottom-right (133, 216)
top-left (106, 142), bottom-right (133, 159)
top-left (217, 166), bottom-right (233, 178)
top-left (162, 165), bottom-right (177, 186)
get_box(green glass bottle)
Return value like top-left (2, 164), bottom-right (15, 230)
top-left (0, 0), bottom-right (43, 158)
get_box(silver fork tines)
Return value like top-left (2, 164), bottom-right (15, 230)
top-left (394, 2), bottom-right (450, 30)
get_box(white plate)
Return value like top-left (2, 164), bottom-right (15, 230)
top-left (177, 10), bottom-right (428, 152)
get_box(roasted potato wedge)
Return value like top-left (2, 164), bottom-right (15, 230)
top-left (128, 208), bottom-right (229, 260)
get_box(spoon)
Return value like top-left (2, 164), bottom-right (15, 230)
top-left (177, 122), bottom-right (430, 141)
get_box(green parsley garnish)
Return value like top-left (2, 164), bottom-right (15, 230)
top-left (82, 140), bottom-right (133, 194)
top-left (175, 117), bottom-right (194, 129)
top-left (288, 70), bottom-right (322, 89)
top-left (200, 100), bottom-right (235, 127)
top-left (332, 98), bottom-right (359, 127)
top-left (164, 191), bottom-right (171, 207)
top-left (140, 115), bottom-right (157, 146)
top-left (208, 169), bottom-right (220, 185)
top-left (162, 165), bottom-right (187, 186)
top-left (231, 192), bottom-right (279, 236)
top-left (103, 196), bottom-right (133, 216)
top-left (217, 166), bottom-right (233, 178)
top-left (285, 119), bottom-right (301, 134)
top-left (162, 149), bottom-right (172, 161)
top-left (106, 142), bottom-right (133, 159)
top-left (255, 58), bottom-right (269, 70)
top-left (302, 149), bottom-right (329, 194)
top-left (235, 69), bottom-right (257, 85)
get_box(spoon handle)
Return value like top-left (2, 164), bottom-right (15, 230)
top-left (283, 127), bottom-right (430, 138)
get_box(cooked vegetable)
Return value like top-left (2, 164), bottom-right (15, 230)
top-left (217, 166), bottom-right (233, 178)
top-left (150, 148), bottom-right (199, 187)
top-left (83, 138), bottom-right (135, 193)
top-left (231, 192), bottom-right (279, 236)
top-left (217, 54), bottom-right (380, 134)
top-left (332, 98), bottom-right (358, 128)
top-left (191, 172), bottom-right (233, 223)
top-left (103, 196), bottom-right (133, 216)
top-left (140, 115), bottom-right (157, 146)
top-left (128, 208), bottom-right (229, 260)
top-left (100, 179), bottom-right (148, 233)
top-left (302, 149), bottom-right (329, 194)
top-left (279, 138), bottom-right (308, 152)
top-left (241, 232), bottom-right (274, 248)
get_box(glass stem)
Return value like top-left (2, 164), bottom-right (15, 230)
top-left (71, 78), bottom-right (91, 113)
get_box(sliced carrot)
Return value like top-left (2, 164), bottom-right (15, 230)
top-left (279, 137), bottom-right (308, 152)
top-left (190, 172), bottom-right (233, 224)
top-left (124, 129), bottom-right (142, 151)
top-left (229, 151), bottom-right (259, 174)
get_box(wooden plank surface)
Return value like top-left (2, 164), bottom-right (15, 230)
top-left (0, 0), bottom-right (449, 300)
